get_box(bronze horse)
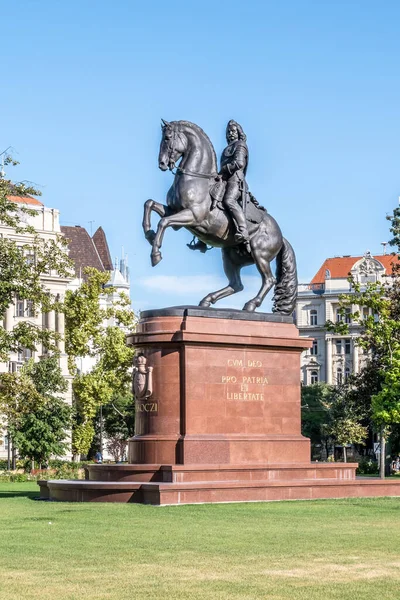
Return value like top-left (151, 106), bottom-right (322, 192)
top-left (142, 120), bottom-right (297, 314)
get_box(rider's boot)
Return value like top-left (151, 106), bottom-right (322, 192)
top-left (229, 205), bottom-right (250, 248)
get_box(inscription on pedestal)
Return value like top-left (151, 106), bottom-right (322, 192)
top-left (223, 358), bottom-right (269, 401)
top-left (136, 401), bottom-right (158, 413)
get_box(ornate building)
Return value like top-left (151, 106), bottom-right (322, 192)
top-left (61, 225), bottom-right (130, 375)
top-left (296, 252), bottom-right (397, 386)
top-left (0, 212), bottom-right (131, 460)
top-left (0, 194), bottom-right (72, 459)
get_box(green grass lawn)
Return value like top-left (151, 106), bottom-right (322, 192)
top-left (0, 483), bottom-right (399, 600)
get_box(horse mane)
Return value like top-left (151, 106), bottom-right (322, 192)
top-left (173, 120), bottom-right (218, 171)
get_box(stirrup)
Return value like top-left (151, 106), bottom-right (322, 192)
top-left (187, 238), bottom-right (208, 253)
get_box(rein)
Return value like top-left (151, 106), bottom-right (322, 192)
top-left (176, 166), bottom-right (218, 180)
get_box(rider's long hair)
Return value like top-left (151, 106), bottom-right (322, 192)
top-left (227, 120), bottom-right (247, 142)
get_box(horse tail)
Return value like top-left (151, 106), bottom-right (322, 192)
top-left (272, 237), bottom-right (298, 315)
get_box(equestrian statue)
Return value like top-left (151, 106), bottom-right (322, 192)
top-left (142, 119), bottom-right (297, 314)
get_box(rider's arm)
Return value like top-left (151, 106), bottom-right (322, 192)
top-left (219, 143), bottom-right (247, 179)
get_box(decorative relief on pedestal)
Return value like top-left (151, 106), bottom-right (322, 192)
top-left (133, 354), bottom-right (153, 399)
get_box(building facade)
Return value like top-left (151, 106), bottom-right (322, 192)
top-left (61, 225), bottom-right (130, 375)
top-left (0, 197), bottom-right (131, 461)
top-left (0, 194), bottom-right (72, 459)
top-left (296, 252), bottom-right (396, 386)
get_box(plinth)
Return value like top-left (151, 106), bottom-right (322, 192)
top-left (39, 307), bottom-right (400, 504)
top-left (128, 307), bottom-right (311, 466)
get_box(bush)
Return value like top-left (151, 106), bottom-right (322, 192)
top-left (0, 463), bottom-right (87, 482)
top-left (48, 459), bottom-right (91, 471)
top-left (0, 472), bottom-right (36, 482)
top-left (357, 458), bottom-right (379, 475)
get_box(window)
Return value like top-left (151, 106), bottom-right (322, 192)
top-left (310, 370), bottom-right (319, 385)
top-left (26, 301), bottom-right (34, 318)
top-left (345, 366), bottom-right (351, 380)
top-left (310, 309), bottom-right (318, 326)
top-left (15, 297), bottom-right (34, 318)
top-left (345, 308), bottom-right (351, 324)
top-left (363, 307), bottom-right (370, 320)
top-left (16, 296), bottom-right (24, 317)
top-left (310, 340), bottom-right (318, 355)
top-left (337, 368), bottom-right (343, 385)
top-left (325, 269), bottom-right (331, 279)
top-left (25, 252), bottom-right (35, 266)
top-left (345, 339), bottom-right (351, 355)
top-left (335, 339), bottom-right (342, 354)
top-left (17, 347), bottom-right (33, 362)
top-left (9, 361), bottom-right (22, 372)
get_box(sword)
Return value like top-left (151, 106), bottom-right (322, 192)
top-left (241, 178), bottom-right (247, 220)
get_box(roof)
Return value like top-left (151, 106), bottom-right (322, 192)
top-left (311, 254), bottom-right (398, 284)
top-left (106, 268), bottom-right (130, 289)
top-left (92, 227), bottom-right (113, 271)
top-left (8, 194), bottom-right (43, 207)
top-left (61, 225), bottom-right (106, 277)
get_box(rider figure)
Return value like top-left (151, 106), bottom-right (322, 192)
top-left (219, 120), bottom-right (250, 245)
top-left (187, 119), bottom-right (251, 253)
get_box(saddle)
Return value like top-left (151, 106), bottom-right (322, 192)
top-left (210, 180), bottom-right (266, 225)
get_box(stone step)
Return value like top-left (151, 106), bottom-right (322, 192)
top-left (85, 462), bottom-right (357, 483)
top-left (38, 477), bottom-right (400, 505)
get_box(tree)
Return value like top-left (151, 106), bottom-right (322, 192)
top-left (0, 356), bottom-right (71, 467)
top-left (0, 152), bottom-right (72, 361)
top-left (321, 384), bottom-right (368, 463)
top-left (101, 394), bottom-right (134, 462)
top-left (63, 268), bottom-right (136, 456)
top-left (301, 381), bottom-right (369, 462)
top-left (326, 206), bottom-right (400, 476)
top-left (301, 383), bottom-right (333, 457)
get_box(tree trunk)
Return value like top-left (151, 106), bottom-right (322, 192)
top-left (380, 430), bottom-right (386, 480)
top-left (7, 433), bottom-right (10, 471)
top-left (343, 446), bottom-right (347, 463)
top-left (11, 444), bottom-right (16, 470)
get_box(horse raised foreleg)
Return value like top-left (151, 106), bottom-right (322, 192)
top-left (199, 248), bottom-right (244, 307)
top-left (151, 208), bottom-right (196, 266)
top-left (143, 199), bottom-right (169, 246)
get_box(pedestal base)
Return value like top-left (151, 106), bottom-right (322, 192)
top-left (39, 462), bottom-right (400, 504)
top-left (38, 308), bottom-right (400, 504)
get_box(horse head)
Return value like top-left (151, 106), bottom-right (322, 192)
top-left (158, 120), bottom-right (186, 172)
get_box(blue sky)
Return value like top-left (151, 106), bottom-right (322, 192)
top-left (2, 1), bottom-right (400, 313)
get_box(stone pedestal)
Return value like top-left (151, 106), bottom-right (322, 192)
top-left (127, 307), bottom-right (311, 466)
top-left (39, 307), bottom-right (400, 504)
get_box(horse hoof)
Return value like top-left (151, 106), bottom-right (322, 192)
top-left (243, 301), bottom-right (257, 312)
top-left (145, 230), bottom-right (156, 245)
top-left (199, 299), bottom-right (211, 308)
top-left (151, 252), bottom-right (162, 267)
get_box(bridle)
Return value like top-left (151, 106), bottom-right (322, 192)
top-left (163, 126), bottom-right (218, 180)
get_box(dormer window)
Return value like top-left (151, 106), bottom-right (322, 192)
top-left (325, 269), bottom-right (331, 279)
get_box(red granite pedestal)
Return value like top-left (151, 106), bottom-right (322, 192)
top-left (39, 307), bottom-right (400, 504)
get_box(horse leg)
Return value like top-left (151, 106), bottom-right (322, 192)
top-left (199, 248), bottom-right (244, 307)
top-left (143, 199), bottom-right (169, 246)
top-left (243, 236), bottom-right (277, 312)
top-left (151, 208), bottom-right (196, 266)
